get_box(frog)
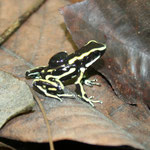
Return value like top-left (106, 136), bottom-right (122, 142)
top-left (25, 40), bottom-right (106, 107)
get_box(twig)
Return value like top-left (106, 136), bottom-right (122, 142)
top-left (0, 142), bottom-right (16, 150)
top-left (0, 0), bottom-right (46, 46)
top-left (30, 88), bottom-right (55, 150)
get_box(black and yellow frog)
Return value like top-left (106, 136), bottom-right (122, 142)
top-left (26, 40), bottom-right (106, 107)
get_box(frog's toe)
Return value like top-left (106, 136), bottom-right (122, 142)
top-left (57, 93), bottom-right (75, 99)
top-left (56, 97), bottom-right (63, 102)
top-left (89, 96), bottom-right (94, 99)
top-left (88, 96), bottom-right (103, 104)
top-left (88, 100), bottom-right (103, 107)
top-left (84, 79), bottom-right (101, 87)
top-left (80, 95), bottom-right (103, 107)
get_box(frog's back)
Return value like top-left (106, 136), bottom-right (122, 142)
top-left (67, 40), bottom-right (106, 67)
top-left (48, 51), bottom-right (68, 68)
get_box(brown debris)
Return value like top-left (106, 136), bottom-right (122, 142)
top-left (0, 0), bottom-right (46, 46)
top-left (0, 0), bottom-right (150, 149)
top-left (61, 0), bottom-right (150, 107)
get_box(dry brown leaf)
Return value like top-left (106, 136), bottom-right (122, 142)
top-left (0, 71), bottom-right (35, 129)
top-left (0, 0), bottom-right (74, 75)
top-left (0, 0), bottom-right (149, 150)
top-left (0, 83), bottom-right (144, 149)
top-left (61, 0), bottom-right (150, 107)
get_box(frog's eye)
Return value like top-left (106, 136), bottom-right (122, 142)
top-left (48, 51), bottom-right (68, 68)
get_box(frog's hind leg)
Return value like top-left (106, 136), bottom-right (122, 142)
top-left (33, 78), bottom-right (63, 102)
top-left (53, 78), bottom-right (75, 98)
top-left (57, 93), bottom-right (75, 98)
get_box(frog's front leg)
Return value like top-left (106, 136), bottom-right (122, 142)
top-left (33, 78), bottom-right (74, 101)
top-left (75, 68), bottom-right (102, 107)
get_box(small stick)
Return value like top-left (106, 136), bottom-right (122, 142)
top-left (30, 88), bottom-right (55, 150)
top-left (0, 0), bottom-right (46, 46)
top-left (0, 142), bottom-right (16, 150)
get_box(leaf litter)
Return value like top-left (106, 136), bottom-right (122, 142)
top-left (0, 0), bottom-right (149, 149)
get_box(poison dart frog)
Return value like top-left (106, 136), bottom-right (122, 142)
top-left (25, 40), bottom-right (106, 107)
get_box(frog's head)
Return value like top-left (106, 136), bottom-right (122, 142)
top-left (81, 40), bottom-right (106, 68)
top-left (85, 40), bottom-right (106, 57)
